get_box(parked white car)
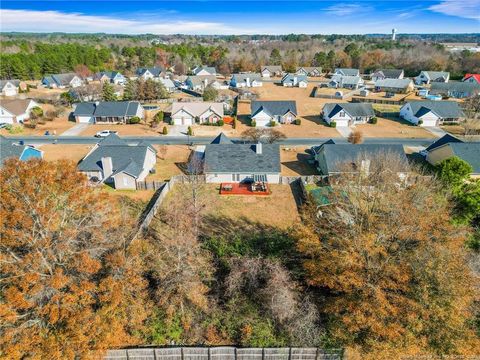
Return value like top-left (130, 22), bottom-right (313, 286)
top-left (95, 130), bottom-right (118, 138)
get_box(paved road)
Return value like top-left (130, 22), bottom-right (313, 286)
top-left (7, 135), bottom-right (436, 147)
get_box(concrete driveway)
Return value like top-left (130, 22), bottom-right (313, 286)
top-left (59, 123), bottom-right (90, 136)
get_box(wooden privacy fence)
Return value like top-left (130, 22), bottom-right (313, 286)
top-left (136, 180), bottom-right (165, 191)
top-left (280, 175), bottom-right (324, 185)
top-left (351, 96), bottom-right (405, 105)
top-left (102, 347), bottom-right (344, 360)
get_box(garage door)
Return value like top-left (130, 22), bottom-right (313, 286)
top-left (421, 119), bottom-right (437, 127)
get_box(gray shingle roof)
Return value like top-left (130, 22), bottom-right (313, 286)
top-left (73, 101), bottom-right (141, 117)
top-left (449, 143), bottom-right (480, 173)
top-left (323, 103), bottom-right (374, 118)
top-left (281, 74), bottom-right (308, 85)
top-left (193, 66), bottom-right (216, 75)
top-left (210, 133), bottom-right (233, 144)
top-left (204, 143), bottom-right (281, 174)
top-left (95, 71), bottom-right (123, 80)
top-left (334, 68), bottom-right (360, 76)
top-left (374, 69), bottom-right (404, 79)
top-left (374, 78), bottom-right (413, 89)
top-left (44, 73), bottom-right (78, 86)
top-left (136, 67), bottom-right (164, 77)
top-left (0, 80), bottom-right (20, 89)
top-left (231, 73), bottom-right (262, 83)
top-left (331, 75), bottom-right (362, 86)
top-left (425, 134), bottom-right (463, 152)
top-left (251, 100), bottom-right (297, 117)
top-left (317, 144), bottom-right (409, 174)
top-left (407, 101), bottom-right (464, 119)
top-left (422, 71), bottom-right (449, 81)
top-left (187, 75), bottom-right (217, 86)
top-left (77, 135), bottom-right (153, 177)
top-left (0, 136), bottom-right (24, 164)
top-left (430, 82), bottom-right (480, 96)
top-left (262, 66), bottom-right (282, 73)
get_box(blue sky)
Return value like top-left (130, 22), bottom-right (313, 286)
top-left (1, 1), bottom-right (479, 34)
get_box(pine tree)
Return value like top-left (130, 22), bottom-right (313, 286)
top-left (101, 82), bottom-right (117, 101)
top-left (123, 79), bottom-right (137, 101)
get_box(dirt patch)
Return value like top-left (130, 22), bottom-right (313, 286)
top-left (41, 144), bottom-right (92, 163)
top-left (356, 117), bottom-right (435, 138)
top-left (280, 146), bottom-right (317, 176)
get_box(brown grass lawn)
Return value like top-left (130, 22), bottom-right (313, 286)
top-left (146, 145), bottom-right (192, 181)
top-left (356, 117), bottom-right (435, 138)
top-left (280, 146), bottom-right (318, 176)
top-left (164, 183), bottom-right (300, 229)
top-left (235, 83), bottom-right (341, 138)
top-left (41, 144), bottom-right (92, 163)
top-left (80, 122), bottom-right (164, 136)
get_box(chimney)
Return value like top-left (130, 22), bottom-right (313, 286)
top-left (255, 142), bottom-right (262, 154)
top-left (246, 77), bottom-right (251, 87)
top-left (101, 157), bottom-right (113, 179)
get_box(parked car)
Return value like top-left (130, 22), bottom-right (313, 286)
top-left (0, 123), bottom-right (8, 129)
top-left (95, 130), bottom-right (118, 138)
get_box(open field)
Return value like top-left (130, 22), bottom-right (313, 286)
top-left (280, 146), bottom-right (317, 176)
top-left (41, 144), bottom-right (92, 162)
top-left (356, 117), bottom-right (435, 138)
top-left (164, 183), bottom-right (300, 229)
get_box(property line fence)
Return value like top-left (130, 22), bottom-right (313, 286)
top-left (313, 86), bottom-right (361, 100)
top-left (280, 175), bottom-right (324, 185)
top-left (136, 180), bottom-right (165, 191)
top-left (102, 347), bottom-right (344, 360)
top-left (351, 96), bottom-right (405, 105)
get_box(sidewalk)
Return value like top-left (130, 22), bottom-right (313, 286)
top-left (424, 126), bottom-right (448, 138)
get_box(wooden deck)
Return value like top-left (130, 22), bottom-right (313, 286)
top-left (219, 182), bottom-right (271, 196)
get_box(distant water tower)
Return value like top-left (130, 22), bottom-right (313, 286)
top-left (392, 28), bottom-right (397, 41)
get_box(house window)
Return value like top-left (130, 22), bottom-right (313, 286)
top-left (340, 111), bottom-right (345, 117)
top-left (232, 174), bottom-right (235, 181)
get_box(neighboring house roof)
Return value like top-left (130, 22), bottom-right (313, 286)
top-left (406, 101), bottom-right (464, 119)
top-left (94, 71), bottom-right (123, 80)
top-left (204, 143), bottom-right (281, 174)
top-left (281, 73), bottom-right (308, 85)
top-left (193, 66), bottom-right (216, 75)
top-left (43, 73), bottom-right (79, 86)
top-left (77, 134), bottom-right (154, 178)
top-left (318, 144), bottom-right (409, 174)
top-left (136, 67), bottom-right (164, 77)
top-left (375, 78), bottom-right (413, 89)
top-left (0, 99), bottom-right (37, 116)
top-left (430, 81), bottom-right (480, 96)
top-left (323, 103), bottom-right (375, 118)
top-left (334, 68), bottom-right (360, 76)
top-left (373, 69), bottom-right (404, 79)
top-left (331, 75), bottom-right (362, 86)
top-left (420, 71), bottom-right (449, 81)
top-left (296, 67), bottom-right (322, 74)
top-left (159, 78), bottom-right (175, 88)
top-left (463, 74), bottom-right (480, 82)
top-left (187, 75), bottom-right (217, 87)
top-left (0, 136), bottom-right (43, 166)
top-left (262, 66), bottom-right (282, 73)
top-left (73, 101), bottom-right (141, 117)
top-left (211, 132), bottom-right (233, 144)
top-left (171, 102), bottom-right (224, 118)
top-left (425, 134), bottom-right (463, 152)
top-left (0, 79), bottom-right (21, 89)
top-left (231, 73), bottom-right (262, 82)
top-left (447, 143), bottom-right (480, 174)
top-left (251, 100), bottom-right (297, 117)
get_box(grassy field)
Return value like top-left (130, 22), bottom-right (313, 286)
top-left (356, 118), bottom-right (435, 138)
top-left (280, 146), bottom-right (317, 176)
top-left (164, 183), bottom-right (300, 229)
top-left (41, 144), bottom-right (92, 162)
top-left (146, 145), bottom-right (192, 181)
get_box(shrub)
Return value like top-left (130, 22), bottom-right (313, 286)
top-left (217, 119), bottom-right (224, 126)
top-left (330, 121), bottom-right (337, 128)
top-left (295, 118), bottom-right (301, 125)
top-left (162, 126), bottom-right (168, 135)
top-left (6, 125), bottom-right (23, 134)
top-left (348, 129), bottom-right (364, 144)
top-left (418, 120), bottom-right (423, 126)
top-left (269, 120), bottom-right (277, 127)
top-left (24, 122), bottom-right (36, 129)
top-left (37, 119), bottom-right (46, 125)
top-left (371, 117), bottom-right (378, 124)
top-left (187, 126), bottom-right (193, 136)
top-left (251, 119), bottom-right (256, 127)
top-left (155, 111), bottom-right (164, 122)
top-left (30, 106), bottom-right (44, 120)
top-left (128, 116), bottom-right (141, 124)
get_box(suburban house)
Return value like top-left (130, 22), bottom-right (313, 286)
top-left (328, 75), bottom-right (364, 89)
top-left (371, 69), bottom-right (404, 81)
top-left (203, 134), bottom-right (281, 184)
top-left (374, 78), bottom-right (414, 93)
top-left (333, 68), bottom-right (360, 77)
top-left (415, 71), bottom-right (450, 85)
top-left (42, 73), bottom-right (83, 88)
top-left (135, 67), bottom-right (164, 80)
top-left (159, 78), bottom-right (176, 92)
top-left (430, 82), bottom-right (480, 98)
top-left (261, 66), bottom-right (283, 78)
top-left (230, 73), bottom-right (263, 88)
top-left (426, 142), bottom-right (480, 178)
top-left (281, 74), bottom-right (308, 88)
top-left (77, 134), bottom-right (157, 190)
top-left (295, 67), bottom-right (322, 77)
top-left (322, 103), bottom-right (375, 127)
top-left (170, 102), bottom-right (224, 125)
top-left (0, 80), bottom-right (26, 96)
top-left (424, 134), bottom-right (464, 153)
top-left (314, 141), bottom-right (409, 177)
top-left (192, 66), bottom-right (216, 76)
top-left (251, 100), bottom-right (297, 126)
top-left (72, 101), bottom-right (144, 124)
top-left (185, 75), bottom-right (221, 91)
top-left (462, 74), bottom-right (480, 84)
top-left (0, 99), bottom-right (39, 124)
top-left (400, 100), bottom-right (464, 126)
top-left (0, 136), bottom-right (43, 166)
top-left (93, 71), bottom-right (126, 85)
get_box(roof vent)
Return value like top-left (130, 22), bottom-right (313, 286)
top-left (256, 142), bottom-right (262, 154)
